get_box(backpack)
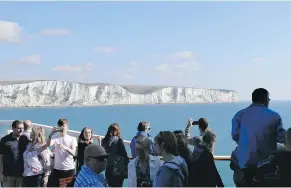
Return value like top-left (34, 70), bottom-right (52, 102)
top-left (106, 138), bottom-right (129, 178)
top-left (163, 161), bottom-right (186, 187)
top-left (254, 153), bottom-right (281, 186)
top-left (189, 149), bottom-right (224, 187)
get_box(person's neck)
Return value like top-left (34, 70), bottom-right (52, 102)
top-left (87, 165), bottom-right (100, 175)
top-left (139, 155), bottom-right (149, 163)
top-left (12, 133), bottom-right (20, 139)
top-left (60, 133), bottom-right (67, 137)
top-left (162, 152), bottom-right (175, 162)
top-left (252, 102), bottom-right (267, 107)
top-left (200, 129), bottom-right (206, 136)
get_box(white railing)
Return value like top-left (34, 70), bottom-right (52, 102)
top-left (0, 120), bottom-right (231, 160)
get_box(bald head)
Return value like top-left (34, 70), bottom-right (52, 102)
top-left (23, 120), bottom-right (32, 131)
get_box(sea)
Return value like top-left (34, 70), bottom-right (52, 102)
top-left (0, 101), bottom-right (290, 187)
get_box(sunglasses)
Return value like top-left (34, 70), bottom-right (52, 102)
top-left (88, 156), bottom-right (107, 161)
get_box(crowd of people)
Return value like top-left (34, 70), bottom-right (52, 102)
top-left (0, 87), bottom-right (290, 187)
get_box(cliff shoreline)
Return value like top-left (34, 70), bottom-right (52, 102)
top-left (0, 80), bottom-right (239, 108)
top-left (0, 100), bottom-right (239, 109)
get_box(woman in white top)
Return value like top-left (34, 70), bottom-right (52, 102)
top-left (23, 126), bottom-right (51, 187)
top-left (128, 135), bottom-right (162, 187)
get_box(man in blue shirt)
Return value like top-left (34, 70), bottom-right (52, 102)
top-left (231, 88), bottom-right (286, 186)
top-left (130, 122), bottom-right (156, 158)
top-left (74, 144), bottom-right (109, 187)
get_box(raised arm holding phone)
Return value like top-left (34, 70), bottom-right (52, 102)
top-left (46, 119), bottom-right (77, 187)
top-left (185, 118), bottom-right (216, 154)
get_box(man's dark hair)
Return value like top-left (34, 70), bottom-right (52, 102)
top-left (58, 118), bottom-right (68, 127)
top-left (252, 88), bottom-right (269, 104)
top-left (198, 118), bottom-right (208, 131)
top-left (137, 122), bottom-right (149, 132)
top-left (12, 120), bottom-right (22, 129)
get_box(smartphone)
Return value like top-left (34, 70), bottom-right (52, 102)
top-left (192, 121), bottom-right (199, 125)
top-left (55, 127), bottom-right (64, 132)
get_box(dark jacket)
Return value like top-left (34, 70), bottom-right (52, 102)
top-left (76, 141), bottom-right (92, 172)
top-left (256, 151), bottom-right (291, 187)
top-left (189, 148), bottom-right (224, 187)
top-left (101, 136), bottom-right (128, 166)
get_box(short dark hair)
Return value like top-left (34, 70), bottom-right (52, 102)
top-left (198, 118), bottom-right (208, 131)
top-left (137, 122), bottom-right (149, 132)
top-left (252, 88), bottom-right (269, 104)
top-left (155, 131), bottom-right (178, 156)
top-left (57, 119), bottom-right (68, 127)
top-left (12, 120), bottom-right (23, 129)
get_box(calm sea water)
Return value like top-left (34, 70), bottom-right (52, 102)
top-left (0, 101), bottom-right (290, 187)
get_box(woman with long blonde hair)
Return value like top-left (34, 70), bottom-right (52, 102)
top-left (23, 126), bottom-right (51, 187)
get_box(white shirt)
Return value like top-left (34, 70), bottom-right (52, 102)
top-left (50, 134), bottom-right (78, 170)
top-left (23, 143), bottom-right (52, 177)
top-left (23, 130), bottom-right (32, 139)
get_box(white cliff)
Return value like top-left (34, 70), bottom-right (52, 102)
top-left (0, 80), bottom-right (239, 107)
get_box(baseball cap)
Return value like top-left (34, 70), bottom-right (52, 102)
top-left (84, 144), bottom-right (108, 159)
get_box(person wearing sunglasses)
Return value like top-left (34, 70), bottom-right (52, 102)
top-left (128, 136), bottom-right (162, 187)
top-left (130, 122), bottom-right (156, 159)
top-left (74, 144), bottom-right (109, 187)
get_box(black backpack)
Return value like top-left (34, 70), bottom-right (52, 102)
top-left (254, 153), bottom-right (281, 186)
top-left (188, 149), bottom-right (224, 187)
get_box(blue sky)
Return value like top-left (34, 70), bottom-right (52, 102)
top-left (0, 2), bottom-right (291, 100)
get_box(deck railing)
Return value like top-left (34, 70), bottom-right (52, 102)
top-left (0, 120), bottom-right (231, 161)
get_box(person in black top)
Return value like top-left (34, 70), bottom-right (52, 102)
top-left (271, 127), bottom-right (291, 187)
top-left (102, 123), bottom-right (128, 187)
top-left (173, 130), bottom-right (192, 186)
top-left (0, 120), bottom-right (24, 187)
top-left (76, 127), bottom-right (93, 173)
top-left (188, 133), bottom-right (224, 187)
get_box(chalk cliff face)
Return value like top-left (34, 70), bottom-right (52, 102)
top-left (0, 80), bottom-right (239, 107)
